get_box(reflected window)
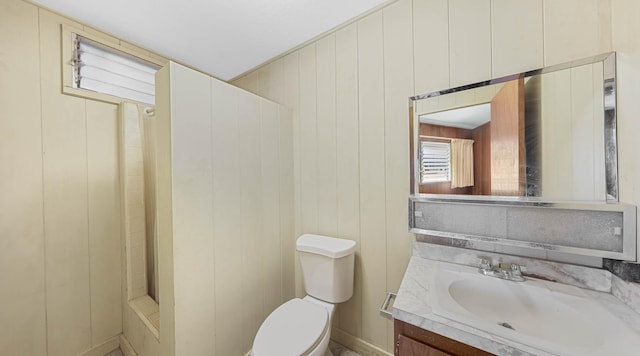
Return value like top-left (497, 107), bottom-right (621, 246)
top-left (420, 140), bottom-right (451, 184)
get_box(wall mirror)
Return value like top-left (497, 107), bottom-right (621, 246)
top-left (409, 52), bottom-right (617, 203)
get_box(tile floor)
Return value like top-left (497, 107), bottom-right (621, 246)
top-left (104, 340), bottom-right (361, 356)
top-left (329, 340), bottom-right (362, 355)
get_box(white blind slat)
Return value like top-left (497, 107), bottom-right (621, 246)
top-left (80, 52), bottom-right (156, 85)
top-left (74, 36), bottom-right (159, 105)
top-left (81, 66), bottom-right (155, 95)
top-left (82, 78), bottom-right (155, 105)
top-left (79, 41), bottom-right (157, 74)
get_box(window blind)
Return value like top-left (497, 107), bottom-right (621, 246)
top-left (420, 141), bottom-right (451, 183)
top-left (74, 36), bottom-right (160, 104)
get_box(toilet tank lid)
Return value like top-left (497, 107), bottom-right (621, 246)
top-left (296, 234), bottom-right (356, 258)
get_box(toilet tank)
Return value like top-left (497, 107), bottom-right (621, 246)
top-left (296, 234), bottom-right (356, 303)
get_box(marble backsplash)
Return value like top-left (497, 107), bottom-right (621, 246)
top-left (413, 242), bottom-right (613, 292)
top-left (413, 241), bottom-right (640, 317)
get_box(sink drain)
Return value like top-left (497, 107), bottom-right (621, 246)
top-left (498, 322), bottom-right (515, 330)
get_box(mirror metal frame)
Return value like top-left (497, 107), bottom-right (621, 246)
top-left (409, 52), bottom-right (618, 203)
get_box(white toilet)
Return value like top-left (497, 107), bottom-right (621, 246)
top-left (251, 234), bottom-right (356, 356)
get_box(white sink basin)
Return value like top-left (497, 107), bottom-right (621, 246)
top-left (431, 267), bottom-right (640, 355)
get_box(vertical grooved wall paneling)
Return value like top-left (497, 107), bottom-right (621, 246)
top-left (316, 34), bottom-right (339, 238)
top-left (40, 8), bottom-right (92, 356)
top-left (334, 22), bottom-right (362, 339)
top-left (382, 0), bottom-right (415, 350)
top-left (544, 0), bottom-right (611, 66)
top-left (299, 45), bottom-right (319, 235)
top-left (169, 63), bottom-right (215, 356)
top-left (0, 0), bottom-right (46, 355)
top-left (413, 0), bottom-right (450, 94)
top-left (448, 0), bottom-right (492, 87)
top-left (260, 98), bottom-right (283, 316)
top-left (163, 63), bottom-right (294, 355)
top-left (357, 10), bottom-right (388, 349)
top-left (491, 0), bottom-right (543, 78)
top-left (279, 104), bottom-right (296, 302)
top-left (211, 80), bottom-right (244, 356)
top-left (0, 1), bottom-right (167, 353)
top-left (611, 0), bottom-right (640, 261)
top-left (238, 90), bottom-right (264, 352)
top-left (282, 52), bottom-right (303, 299)
top-left (86, 101), bottom-right (122, 345)
top-left (232, 0), bottom-right (615, 353)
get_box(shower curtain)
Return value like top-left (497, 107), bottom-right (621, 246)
top-left (139, 105), bottom-right (159, 301)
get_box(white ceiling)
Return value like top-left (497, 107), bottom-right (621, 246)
top-left (420, 103), bottom-right (492, 130)
top-left (33, 0), bottom-right (388, 81)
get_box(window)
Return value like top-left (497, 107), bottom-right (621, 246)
top-left (420, 141), bottom-right (451, 184)
top-left (72, 35), bottom-right (160, 104)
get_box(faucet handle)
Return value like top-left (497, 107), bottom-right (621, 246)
top-left (509, 263), bottom-right (522, 276)
top-left (479, 257), bottom-right (492, 270)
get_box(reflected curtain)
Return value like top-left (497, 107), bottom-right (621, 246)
top-left (450, 139), bottom-right (474, 188)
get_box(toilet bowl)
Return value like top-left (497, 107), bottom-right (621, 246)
top-left (251, 234), bottom-right (356, 356)
top-left (251, 296), bottom-right (334, 356)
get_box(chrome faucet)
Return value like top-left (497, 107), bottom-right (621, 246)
top-left (478, 257), bottom-right (525, 282)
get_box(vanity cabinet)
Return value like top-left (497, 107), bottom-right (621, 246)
top-left (394, 319), bottom-right (493, 356)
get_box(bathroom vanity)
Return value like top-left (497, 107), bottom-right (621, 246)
top-left (395, 319), bottom-right (491, 356)
top-left (392, 243), bottom-right (640, 356)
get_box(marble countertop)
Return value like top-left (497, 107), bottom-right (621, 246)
top-left (392, 256), bottom-right (640, 356)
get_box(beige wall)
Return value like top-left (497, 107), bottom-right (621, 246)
top-left (156, 62), bottom-right (294, 356)
top-left (0, 0), bottom-right (167, 355)
top-left (539, 64), bottom-right (606, 200)
top-left (232, 0), bottom-right (613, 352)
top-left (612, 0), bottom-right (640, 262)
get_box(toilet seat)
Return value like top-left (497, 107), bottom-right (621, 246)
top-left (253, 298), bottom-right (328, 356)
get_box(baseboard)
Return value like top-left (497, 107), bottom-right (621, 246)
top-left (120, 334), bottom-right (138, 356)
top-left (331, 328), bottom-right (392, 356)
top-left (77, 336), bottom-right (120, 356)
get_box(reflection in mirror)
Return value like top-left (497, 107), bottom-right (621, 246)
top-left (410, 52), bottom-right (617, 202)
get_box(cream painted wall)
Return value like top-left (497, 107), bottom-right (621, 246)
top-left (611, 0), bottom-right (640, 262)
top-left (156, 62), bottom-right (294, 356)
top-left (232, 0), bottom-right (613, 352)
top-left (0, 1), bottom-right (167, 355)
top-left (539, 63), bottom-right (606, 200)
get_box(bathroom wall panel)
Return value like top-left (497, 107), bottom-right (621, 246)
top-left (257, 59), bottom-right (286, 105)
top-left (334, 22), bottom-right (363, 338)
top-left (233, 71), bottom-right (259, 96)
top-left (282, 52), bottom-right (304, 299)
top-left (316, 34), bottom-right (339, 238)
top-left (382, 0), bottom-right (415, 349)
top-left (279, 104), bottom-right (296, 303)
top-left (448, 0), bottom-right (492, 87)
top-left (0, 1), bottom-right (46, 354)
top-left (491, 0), bottom-right (543, 77)
top-left (160, 63), bottom-right (293, 355)
top-left (299, 44), bottom-right (319, 235)
top-left (357, 11), bottom-right (388, 350)
top-left (544, 0), bottom-right (612, 66)
top-left (413, 0), bottom-right (450, 94)
top-left (237, 91), bottom-right (265, 352)
top-left (211, 80), bottom-right (245, 356)
top-left (259, 99), bottom-right (283, 316)
top-left (39, 9), bottom-right (93, 356)
top-left (86, 101), bottom-right (122, 345)
top-left (168, 63), bottom-right (216, 356)
top-left (232, 0), bottom-right (616, 353)
top-left (612, 0), bottom-right (640, 262)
